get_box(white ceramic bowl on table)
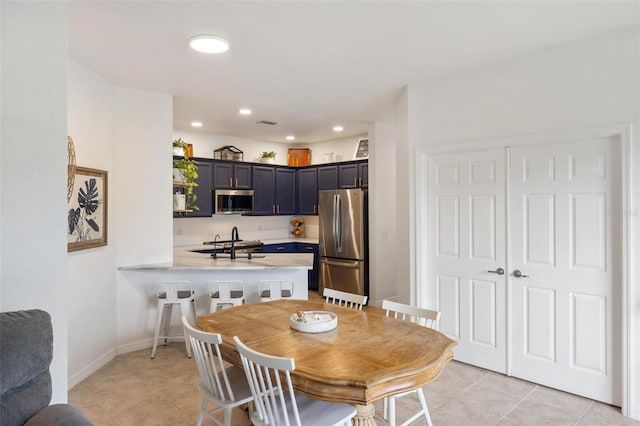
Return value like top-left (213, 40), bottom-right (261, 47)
top-left (290, 311), bottom-right (337, 333)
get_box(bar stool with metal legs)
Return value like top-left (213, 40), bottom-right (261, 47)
top-left (258, 280), bottom-right (294, 302)
top-left (150, 280), bottom-right (196, 359)
top-left (208, 280), bottom-right (245, 312)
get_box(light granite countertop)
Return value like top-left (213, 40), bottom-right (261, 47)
top-left (118, 242), bottom-right (315, 271)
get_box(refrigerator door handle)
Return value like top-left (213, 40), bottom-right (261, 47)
top-left (336, 194), bottom-right (342, 252)
top-left (332, 194), bottom-right (338, 252)
top-left (322, 259), bottom-right (360, 268)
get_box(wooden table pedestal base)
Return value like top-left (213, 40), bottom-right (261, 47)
top-left (353, 404), bottom-right (377, 425)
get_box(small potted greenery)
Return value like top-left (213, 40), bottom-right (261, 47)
top-left (173, 137), bottom-right (188, 156)
top-left (260, 151), bottom-right (276, 164)
top-left (172, 138), bottom-right (199, 211)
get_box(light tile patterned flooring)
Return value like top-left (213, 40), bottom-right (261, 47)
top-left (69, 342), bottom-right (637, 426)
top-left (69, 293), bottom-right (638, 425)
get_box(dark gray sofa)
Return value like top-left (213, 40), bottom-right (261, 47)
top-left (0, 310), bottom-right (93, 426)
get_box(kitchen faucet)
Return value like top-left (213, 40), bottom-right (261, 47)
top-left (230, 226), bottom-right (239, 260)
top-left (210, 234), bottom-right (221, 259)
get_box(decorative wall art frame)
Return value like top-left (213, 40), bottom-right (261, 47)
top-left (67, 167), bottom-right (108, 252)
top-left (353, 138), bottom-right (369, 159)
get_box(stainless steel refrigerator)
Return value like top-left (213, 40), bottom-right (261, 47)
top-left (318, 189), bottom-right (368, 297)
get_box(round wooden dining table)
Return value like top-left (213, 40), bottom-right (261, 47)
top-left (196, 299), bottom-right (456, 425)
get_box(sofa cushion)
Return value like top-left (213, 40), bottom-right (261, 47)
top-left (0, 310), bottom-right (53, 426)
top-left (25, 403), bottom-right (93, 426)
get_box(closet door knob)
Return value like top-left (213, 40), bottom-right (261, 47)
top-left (513, 269), bottom-right (529, 278)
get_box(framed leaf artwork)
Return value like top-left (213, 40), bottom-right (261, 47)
top-left (67, 167), bottom-right (108, 252)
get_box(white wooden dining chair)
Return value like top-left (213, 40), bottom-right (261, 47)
top-left (381, 299), bottom-right (441, 426)
top-left (233, 336), bottom-right (356, 426)
top-left (182, 317), bottom-right (254, 426)
top-left (323, 288), bottom-right (368, 310)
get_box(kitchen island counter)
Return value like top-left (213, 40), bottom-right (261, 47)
top-left (118, 245), bottom-right (313, 271)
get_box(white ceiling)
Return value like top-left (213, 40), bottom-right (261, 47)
top-left (68, 1), bottom-right (638, 144)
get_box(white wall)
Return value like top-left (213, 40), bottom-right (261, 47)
top-left (66, 60), bottom-right (173, 382)
top-left (294, 135), bottom-right (367, 164)
top-left (115, 87), bottom-right (173, 353)
top-left (174, 130), bottom-right (365, 166)
top-left (367, 120), bottom-right (398, 305)
top-left (174, 130), bottom-right (291, 165)
top-left (393, 88), bottom-right (412, 304)
top-left (67, 61), bottom-right (118, 387)
top-left (403, 27), bottom-right (640, 419)
top-left (0, 2), bottom-right (69, 402)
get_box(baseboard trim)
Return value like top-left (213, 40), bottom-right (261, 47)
top-left (68, 347), bottom-right (117, 389)
top-left (116, 338), bottom-right (154, 356)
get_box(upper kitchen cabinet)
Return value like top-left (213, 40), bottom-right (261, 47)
top-left (297, 168), bottom-right (318, 215)
top-left (317, 165), bottom-right (339, 190)
top-left (339, 160), bottom-right (368, 189)
top-left (252, 166), bottom-right (296, 215)
top-left (275, 168), bottom-right (296, 215)
top-left (213, 161), bottom-right (252, 189)
top-left (173, 158), bottom-right (213, 218)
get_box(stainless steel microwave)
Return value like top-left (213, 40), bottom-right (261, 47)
top-left (214, 189), bottom-right (254, 214)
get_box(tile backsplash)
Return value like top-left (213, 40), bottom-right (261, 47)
top-left (173, 215), bottom-right (318, 246)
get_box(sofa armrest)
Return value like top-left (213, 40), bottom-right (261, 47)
top-left (24, 403), bottom-right (93, 426)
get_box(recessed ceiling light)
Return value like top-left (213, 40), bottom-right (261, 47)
top-left (239, 108), bottom-right (252, 115)
top-left (189, 35), bottom-right (229, 54)
top-left (333, 125), bottom-right (344, 132)
top-left (191, 121), bottom-right (203, 127)
top-left (286, 135), bottom-right (295, 141)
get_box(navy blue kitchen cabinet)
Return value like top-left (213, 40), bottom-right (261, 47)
top-left (213, 161), bottom-right (252, 189)
top-left (297, 168), bottom-right (318, 215)
top-left (251, 166), bottom-right (296, 215)
top-left (261, 242), bottom-right (297, 253)
top-left (252, 166), bottom-right (276, 214)
top-left (275, 168), bottom-right (296, 215)
top-left (173, 158), bottom-right (213, 218)
top-left (317, 165), bottom-right (339, 190)
top-left (339, 160), bottom-right (368, 189)
top-left (262, 242), bottom-right (319, 290)
top-left (359, 162), bottom-right (368, 188)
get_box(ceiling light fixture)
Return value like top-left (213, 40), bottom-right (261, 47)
top-left (189, 35), bottom-right (230, 54)
top-left (286, 135), bottom-right (295, 141)
top-left (239, 108), bottom-right (252, 115)
top-left (191, 121), bottom-right (203, 127)
top-left (333, 125), bottom-right (344, 132)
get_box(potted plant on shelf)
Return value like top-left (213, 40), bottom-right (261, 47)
top-left (172, 138), bottom-right (199, 211)
top-left (173, 137), bottom-right (188, 156)
top-left (260, 151), bottom-right (276, 164)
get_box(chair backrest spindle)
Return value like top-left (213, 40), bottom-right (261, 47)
top-left (323, 288), bottom-right (367, 310)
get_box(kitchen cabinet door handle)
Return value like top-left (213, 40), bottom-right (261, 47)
top-left (229, 177), bottom-right (233, 187)
top-left (276, 205), bottom-right (280, 214)
top-left (277, 247), bottom-right (285, 250)
top-left (354, 177), bottom-right (357, 186)
top-left (359, 177), bottom-right (362, 187)
top-left (235, 178), bottom-right (238, 187)
top-left (272, 205), bottom-right (276, 214)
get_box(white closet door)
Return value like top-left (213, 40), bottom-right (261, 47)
top-left (509, 136), bottom-right (621, 404)
top-left (427, 149), bottom-right (507, 373)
